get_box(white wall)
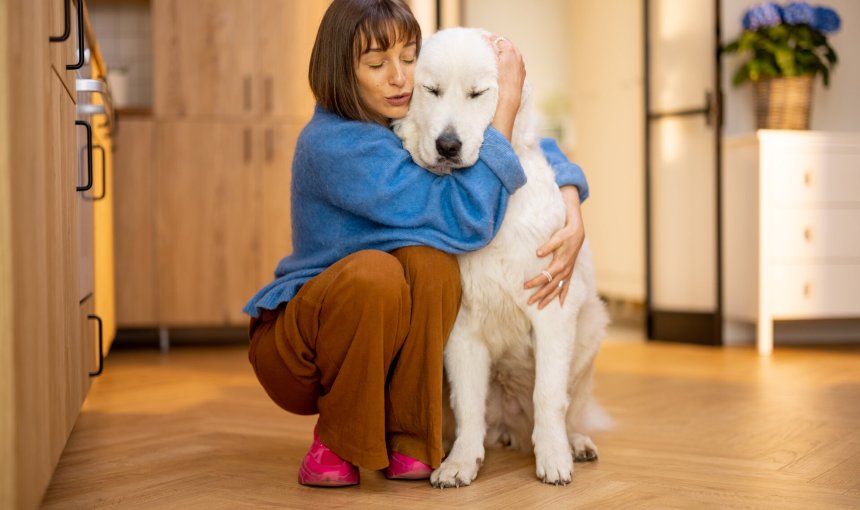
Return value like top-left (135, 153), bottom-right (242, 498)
top-left (722, 0), bottom-right (860, 134)
top-left (566, 0), bottom-right (645, 302)
top-left (464, 0), bottom-right (646, 303)
top-left (463, 0), bottom-right (573, 141)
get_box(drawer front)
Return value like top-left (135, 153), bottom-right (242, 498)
top-left (769, 208), bottom-right (860, 259)
top-left (769, 264), bottom-right (860, 318)
top-left (764, 150), bottom-right (860, 206)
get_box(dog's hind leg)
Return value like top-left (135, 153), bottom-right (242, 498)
top-left (565, 295), bottom-right (610, 462)
top-left (431, 314), bottom-right (491, 488)
top-left (527, 306), bottom-right (576, 485)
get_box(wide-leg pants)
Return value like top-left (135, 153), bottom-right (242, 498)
top-left (248, 246), bottom-right (461, 469)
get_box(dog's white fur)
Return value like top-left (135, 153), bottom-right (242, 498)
top-left (393, 28), bottom-right (610, 487)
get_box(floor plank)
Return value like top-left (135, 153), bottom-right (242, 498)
top-left (41, 338), bottom-right (860, 509)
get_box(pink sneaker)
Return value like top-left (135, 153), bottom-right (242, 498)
top-left (297, 429), bottom-right (359, 487)
top-left (384, 451), bottom-right (432, 480)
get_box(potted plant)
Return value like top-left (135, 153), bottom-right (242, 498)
top-left (723, 2), bottom-right (841, 130)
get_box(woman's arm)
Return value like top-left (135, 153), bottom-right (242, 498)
top-left (525, 140), bottom-right (589, 308)
top-left (540, 138), bottom-right (589, 203)
top-left (297, 118), bottom-right (526, 252)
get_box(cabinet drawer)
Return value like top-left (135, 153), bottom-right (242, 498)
top-left (764, 149), bottom-right (860, 206)
top-left (769, 264), bottom-right (860, 318)
top-left (769, 208), bottom-right (860, 259)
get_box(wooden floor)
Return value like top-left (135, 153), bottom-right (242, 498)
top-left (41, 336), bottom-right (860, 509)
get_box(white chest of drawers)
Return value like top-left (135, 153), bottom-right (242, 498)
top-left (723, 130), bottom-right (860, 355)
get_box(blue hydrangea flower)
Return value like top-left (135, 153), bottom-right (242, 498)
top-left (742, 3), bottom-right (784, 30)
top-left (783, 2), bottom-right (815, 25)
top-left (813, 6), bottom-right (841, 33)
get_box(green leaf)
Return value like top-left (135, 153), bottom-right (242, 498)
top-left (732, 64), bottom-right (749, 86)
top-left (775, 48), bottom-right (796, 76)
top-left (722, 41), bottom-right (740, 53)
top-left (824, 45), bottom-right (838, 65)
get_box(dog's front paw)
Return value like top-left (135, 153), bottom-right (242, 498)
top-left (570, 433), bottom-right (599, 462)
top-left (535, 448), bottom-right (573, 485)
top-left (430, 455), bottom-right (483, 488)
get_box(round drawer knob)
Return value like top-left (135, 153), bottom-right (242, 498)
top-left (803, 282), bottom-right (812, 298)
top-left (804, 170), bottom-right (812, 187)
top-left (804, 227), bottom-right (813, 242)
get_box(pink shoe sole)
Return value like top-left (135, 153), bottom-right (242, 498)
top-left (298, 463), bottom-right (359, 487)
top-left (384, 451), bottom-right (432, 480)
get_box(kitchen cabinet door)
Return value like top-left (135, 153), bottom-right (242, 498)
top-left (153, 0), bottom-right (255, 118)
top-left (90, 121), bottom-right (117, 352)
top-left (258, 122), bottom-right (301, 286)
top-left (49, 0), bottom-right (79, 96)
top-left (255, 0), bottom-right (328, 121)
top-left (155, 121), bottom-right (260, 326)
top-left (113, 117), bottom-right (158, 327)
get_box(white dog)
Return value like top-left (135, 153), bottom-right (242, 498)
top-left (393, 27), bottom-right (610, 487)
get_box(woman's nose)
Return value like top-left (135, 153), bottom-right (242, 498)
top-left (389, 62), bottom-right (405, 87)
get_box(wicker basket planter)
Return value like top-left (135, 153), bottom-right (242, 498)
top-left (753, 75), bottom-right (814, 130)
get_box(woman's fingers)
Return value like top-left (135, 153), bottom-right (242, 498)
top-left (537, 232), bottom-right (565, 258)
top-left (527, 268), bottom-right (573, 308)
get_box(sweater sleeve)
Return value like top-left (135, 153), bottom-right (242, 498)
top-left (299, 120), bottom-right (527, 249)
top-left (540, 138), bottom-right (589, 203)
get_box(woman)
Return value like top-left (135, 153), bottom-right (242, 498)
top-left (244, 0), bottom-right (590, 487)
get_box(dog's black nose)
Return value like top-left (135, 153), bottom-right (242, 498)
top-left (436, 132), bottom-right (462, 159)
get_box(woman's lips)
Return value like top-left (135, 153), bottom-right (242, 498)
top-left (386, 93), bottom-right (411, 107)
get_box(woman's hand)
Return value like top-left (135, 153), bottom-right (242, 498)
top-left (524, 185), bottom-right (585, 309)
top-left (485, 35), bottom-right (525, 141)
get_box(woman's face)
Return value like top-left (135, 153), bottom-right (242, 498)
top-left (355, 37), bottom-right (417, 120)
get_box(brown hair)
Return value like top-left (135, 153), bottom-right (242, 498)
top-left (309, 0), bottom-right (422, 125)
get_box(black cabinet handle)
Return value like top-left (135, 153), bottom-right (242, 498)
top-left (49, 0), bottom-right (71, 42)
top-left (87, 314), bottom-right (104, 377)
top-left (67, 0), bottom-right (85, 70)
top-left (83, 144), bottom-right (106, 201)
top-left (76, 120), bottom-right (93, 192)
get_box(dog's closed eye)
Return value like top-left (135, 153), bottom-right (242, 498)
top-left (469, 89), bottom-right (489, 99)
top-left (424, 85), bottom-right (441, 96)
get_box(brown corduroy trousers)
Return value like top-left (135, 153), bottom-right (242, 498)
top-left (247, 246), bottom-right (461, 470)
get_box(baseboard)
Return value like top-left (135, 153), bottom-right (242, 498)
top-left (649, 310), bottom-right (721, 346)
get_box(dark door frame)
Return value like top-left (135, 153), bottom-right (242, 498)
top-left (644, 0), bottom-right (725, 345)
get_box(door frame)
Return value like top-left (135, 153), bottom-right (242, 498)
top-left (643, 0), bottom-right (725, 345)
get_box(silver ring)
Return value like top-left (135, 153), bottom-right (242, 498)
top-left (557, 279), bottom-right (565, 289)
top-left (541, 270), bottom-right (553, 283)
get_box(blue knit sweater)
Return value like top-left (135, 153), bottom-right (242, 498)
top-left (243, 106), bottom-right (589, 318)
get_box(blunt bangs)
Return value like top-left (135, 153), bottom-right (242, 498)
top-left (354, 2), bottom-right (422, 59)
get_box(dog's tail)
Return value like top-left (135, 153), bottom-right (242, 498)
top-left (582, 398), bottom-right (615, 432)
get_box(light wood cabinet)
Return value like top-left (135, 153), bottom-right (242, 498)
top-left (259, 122), bottom-right (300, 285)
top-left (115, 0), bottom-right (325, 329)
top-left (724, 130), bottom-right (860, 355)
top-left (154, 121), bottom-right (261, 326)
top-left (113, 117), bottom-right (158, 326)
top-left (153, 0), bottom-right (326, 121)
top-left (255, 0), bottom-right (328, 120)
top-left (1, 0), bottom-right (114, 506)
top-left (49, 0), bottom-right (80, 97)
top-left (153, 0), bottom-right (249, 118)
top-left (91, 107), bottom-right (117, 353)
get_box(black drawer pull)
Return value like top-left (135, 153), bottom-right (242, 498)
top-left (67, 0), bottom-right (85, 70)
top-left (75, 120), bottom-right (93, 192)
top-left (88, 314), bottom-right (104, 377)
top-left (83, 144), bottom-right (106, 201)
top-left (49, 0), bottom-right (71, 42)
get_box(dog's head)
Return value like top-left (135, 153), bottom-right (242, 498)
top-left (393, 28), bottom-right (502, 175)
